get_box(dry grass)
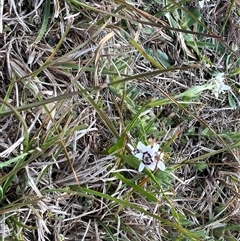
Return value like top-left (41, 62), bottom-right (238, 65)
top-left (0, 0), bottom-right (240, 240)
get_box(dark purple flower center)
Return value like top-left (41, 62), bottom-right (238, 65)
top-left (142, 151), bottom-right (153, 165)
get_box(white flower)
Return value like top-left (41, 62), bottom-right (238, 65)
top-left (210, 72), bottom-right (231, 98)
top-left (128, 141), bottom-right (166, 172)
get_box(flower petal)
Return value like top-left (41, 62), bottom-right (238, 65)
top-left (137, 141), bottom-right (146, 151)
top-left (147, 145), bottom-right (157, 157)
top-left (215, 72), bottom-right (224, 81)
top-left (152, 143), bottom-right (160, 152)
top-left (138, 162), bottom-right (145, 172)
top-left (221, 84), bottom-right (231, 91)
top-left (157, 161), bottom-right (166, 171)
top-left (135, 153), bottom-right (143, 160)
top-left (147, 161), bottom-right (157, 171)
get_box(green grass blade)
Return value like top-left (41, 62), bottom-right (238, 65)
top-left (34, 0), bottom-right (50, 43)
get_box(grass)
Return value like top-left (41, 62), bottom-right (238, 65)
top-left (0, 0), bottom-right (240, 240)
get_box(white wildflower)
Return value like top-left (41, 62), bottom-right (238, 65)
top-left (210, 72), bottom-right (231, 98)
top-left (128, 141), bottom-right (166, 172)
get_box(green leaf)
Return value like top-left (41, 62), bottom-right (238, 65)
top-left (34, 0), bottom-right (51, 43)
top-left (115, 153), bottom-right (140, 170)
top-left (154, 169), bottom-right (173, 187)
top-left (173, 212), bottom-right (195, 226)
top-left (194, 162), bottom-right (208, 171)
top-left (186, 41), bottom-right (217, 49)
top-left (129, 38), bottom-right (165, 70)
top-left (183, 8), bottom-right (201, 28)
top-left (146, 48), bottom-right (170, 68)
top-left (114, 173), bottom-right (158, 202)
top-left (0, 186), bottom-right (3, 202)
top-left (98, 220), bottom-right (115, 240)
top-left (0, 152), bottom-right (33, 168)
top-left (181, 85), bottom-right (209, 100)
top-left (156, 49), bottom-right (171, 68)
top-left (228, 92), bottom-right (237, 109)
